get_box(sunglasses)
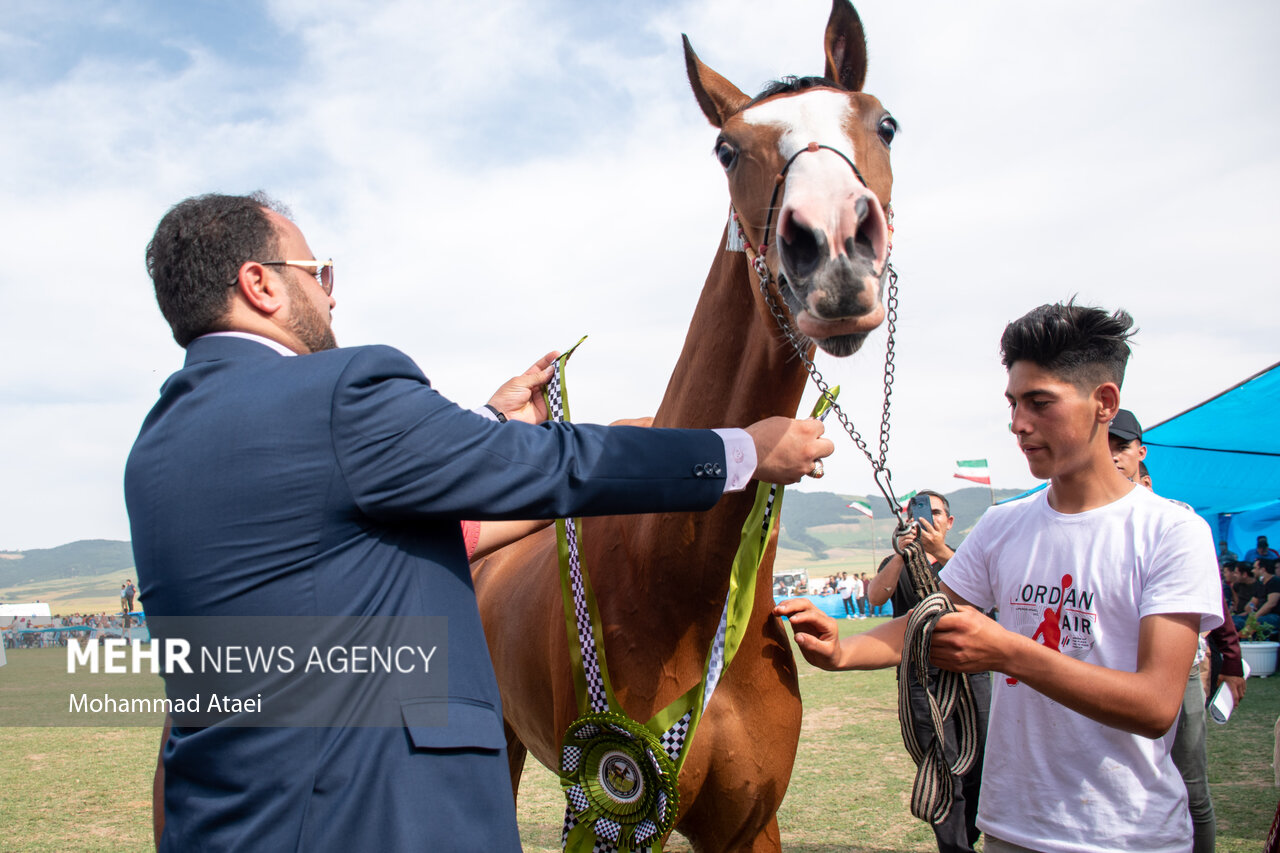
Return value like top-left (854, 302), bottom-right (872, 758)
top-left (259, 259), bottom-right (335, 296)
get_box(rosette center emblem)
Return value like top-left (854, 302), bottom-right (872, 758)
top-left (559, 712), bottom-right (679, 850)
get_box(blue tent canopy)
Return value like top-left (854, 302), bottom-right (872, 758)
top-left (1143, 361), bottom-right (1280, 516)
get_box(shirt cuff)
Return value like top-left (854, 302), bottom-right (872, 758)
top-left (474, 406), bottom-right (500, 422)
top-left (713, 428), bottom-right (756, 493)
top-left (1219, 655), bottom-right (1244, 678)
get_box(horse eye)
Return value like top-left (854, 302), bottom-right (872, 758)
top-left (877, 116), bottom-right (898, 147)
top-left (715, 139), bottom-right (738, 170)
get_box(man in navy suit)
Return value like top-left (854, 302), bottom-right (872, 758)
top-left (128, 192), bottom-right (831, 851)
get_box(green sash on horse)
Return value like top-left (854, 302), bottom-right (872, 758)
top-left (545, 341), bottom-right (831, 852)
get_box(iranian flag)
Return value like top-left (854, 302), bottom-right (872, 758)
top-left (896, 490), bottom-right (918, 508)
top-left (954, 459), bottom-right (991, 485)
top-left (847, 499), bottom-right (874, 518)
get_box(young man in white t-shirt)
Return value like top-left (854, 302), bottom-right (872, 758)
top-left (776, 302), bottom-right (1222, 853)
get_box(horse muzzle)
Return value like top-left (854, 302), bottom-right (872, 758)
top-left (776, 191), bottom-right (889, 353)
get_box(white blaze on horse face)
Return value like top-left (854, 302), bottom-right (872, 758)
top-left (743, 89), bottom-right (857, 172)
top-left (742, 89), bottom-right (884, 268)
top-left (741, 88), bottom-right (889, 341)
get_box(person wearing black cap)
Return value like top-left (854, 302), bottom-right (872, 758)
top-left (1110, 409), bottom-right (1246, 853)
top-left (1108, 409), bottom-right (1146, 482)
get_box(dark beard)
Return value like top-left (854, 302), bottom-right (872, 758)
top-left (286, 279), bottom-right (338, 353)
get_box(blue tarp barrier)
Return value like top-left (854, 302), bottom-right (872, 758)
top-left (773, 594), bottom-right (893, 618)
top-left (6, 625), bottom-right (150, 644)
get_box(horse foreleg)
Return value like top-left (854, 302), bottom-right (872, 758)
top-left (504, 719), bottom-right (529, 804)
top-left (737, 815), bottom-right (782, 853)
top-left (680, 808), bottom-right (782, 853)
top-left (675, 765), bottom-right (786, 853)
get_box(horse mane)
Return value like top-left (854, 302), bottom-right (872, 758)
top-left (739, 76), bottom-right (841, 113)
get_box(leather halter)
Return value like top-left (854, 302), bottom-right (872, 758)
top-left (727, 140), bottom-right (908, 534)
top-left (760, 141), bottom-right (871, 259)
top-left (731, 140), bottom-right (893, 292)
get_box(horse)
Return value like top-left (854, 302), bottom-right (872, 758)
top-left (472, 2), bottom-right (896, 848)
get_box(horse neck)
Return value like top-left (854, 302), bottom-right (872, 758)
top-left (654, 242), bottom-right (810, 430)
top-left (625, 239), bottom-right (811, 614)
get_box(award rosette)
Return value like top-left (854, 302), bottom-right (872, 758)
top-left (559, 711), bottom-right (679, 851)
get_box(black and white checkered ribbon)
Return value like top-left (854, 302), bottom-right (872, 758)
top-left (548, 360), bottom-right (610, 715)
top-left (566, 517), bottom-right (609, 714)
top-left (701, 485), bottom-right (776, 712)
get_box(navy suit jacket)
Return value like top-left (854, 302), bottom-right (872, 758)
top-left (125, 336), bottom-right (727, 851)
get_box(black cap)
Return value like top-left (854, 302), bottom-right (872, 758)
top-left (1109, 409), bottom-right (1143, 443)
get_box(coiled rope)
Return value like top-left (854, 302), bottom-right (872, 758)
top-left (896, 538), bottom-right (979, 825)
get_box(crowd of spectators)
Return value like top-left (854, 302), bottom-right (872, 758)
top-left (1221, 535), bottom-right (1279, 639)
top-left (1, 611), bottom-right (147, 649)
top-left (799, 571), bottom-right (887, 617)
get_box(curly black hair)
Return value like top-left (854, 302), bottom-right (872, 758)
top-left (145, 192), bottom-right (290, 346)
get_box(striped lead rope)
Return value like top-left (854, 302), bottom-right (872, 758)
top-left (896, 539), bottom-right (979, 825)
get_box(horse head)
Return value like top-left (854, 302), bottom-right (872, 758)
top-left (684, 0), bottom-right (894, 358)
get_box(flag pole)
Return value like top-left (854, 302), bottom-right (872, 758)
top-left (870, 509), bottom-right (877, 573)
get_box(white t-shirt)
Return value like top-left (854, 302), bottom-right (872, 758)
top-left (940, 485), bottom-right (1221, 853)
top-left (838, 578), bottom-right (853, 598)
top-left (852, 577), bottom-right (865, 598)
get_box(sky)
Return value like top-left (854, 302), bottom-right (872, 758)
top-left (1, 0), bottom-right (1277, 550)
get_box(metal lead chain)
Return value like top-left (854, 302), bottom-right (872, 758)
top-left (754, 262), bottom-right (907, 529)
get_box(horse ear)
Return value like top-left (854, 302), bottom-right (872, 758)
top-left (683, 34), bottom-right (750, 129)
top-left (823, 0), bottom-right (868, 92)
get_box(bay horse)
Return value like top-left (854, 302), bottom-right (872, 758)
top-left (472, 2), bottom-right (895, 848)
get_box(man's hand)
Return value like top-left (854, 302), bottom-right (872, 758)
top-left (1220, 673), bottom-right (1246, 706)
top-left (486, 351), bottom-right (559, 424)
top-left (915, 515), bottom-right (952, 562)
top-left (774, 598), bottom-right (844, 670)
top-left (928, 606), bottom-right (1012, 673)
top-left (745, 417), bottom-right (834, 484)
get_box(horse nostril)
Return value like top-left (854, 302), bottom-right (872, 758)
top-left (780, 220), bottom-right (826, 279)
top-left (844, 196), bottom-right (879, 263)
top-left (845, 231), bottom-right (876, 262)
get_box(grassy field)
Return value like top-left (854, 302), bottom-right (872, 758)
top-left (1, 621), bottom-right (1276, 851)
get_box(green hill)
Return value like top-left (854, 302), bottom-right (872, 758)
top-left (0, 540), bottom-right (135, 587)
top-left (779, 486), bottom-right (1027, 559)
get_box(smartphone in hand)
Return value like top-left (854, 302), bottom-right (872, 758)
top-left (909, 494), bottom-right (932, 525)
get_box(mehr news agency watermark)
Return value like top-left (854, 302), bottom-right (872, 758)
top-left (66, 637), bottom-right (438, 717)
top-left (4, 615), bottom-right (451, 727)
